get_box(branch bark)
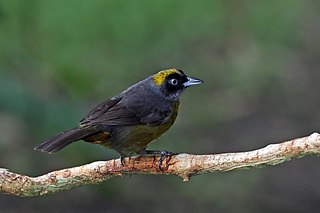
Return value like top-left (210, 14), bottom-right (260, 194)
top-left (1, 132), bottom-right (320, 197)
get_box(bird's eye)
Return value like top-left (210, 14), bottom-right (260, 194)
top-left (170, 78), bottom-right (178, 86)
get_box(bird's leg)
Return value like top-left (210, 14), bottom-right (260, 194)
top-left (138, 149), bottom-right (177, 170)
top-left (120, 154), bottom-right (132, 167)
top-left (120, 155), bottom-right (126, 166)
top-left (120, 156), bottom-right (125, 166)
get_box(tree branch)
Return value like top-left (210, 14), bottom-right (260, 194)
top-left (1, 132), bottom-right (320, 197)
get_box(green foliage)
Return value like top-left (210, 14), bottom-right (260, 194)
top-left (1, 1), bottom-right (320, 212)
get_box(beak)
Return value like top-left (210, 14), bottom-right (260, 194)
top-left (183, 76), bottom-right (204, 87)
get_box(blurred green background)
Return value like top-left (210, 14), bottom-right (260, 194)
top-left (1, 0), bottom-right (320, 212)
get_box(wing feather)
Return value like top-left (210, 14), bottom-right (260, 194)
top-left (80, 94), bottom-right (174, 127)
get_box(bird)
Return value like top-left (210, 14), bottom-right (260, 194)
top-left (34, 68), bottom-right (203, 169)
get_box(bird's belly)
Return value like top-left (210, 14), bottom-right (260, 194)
top-left (110, 122), bottom-right (173, 156)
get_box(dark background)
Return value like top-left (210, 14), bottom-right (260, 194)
top-left (1, 1), bottom-right (320, 212)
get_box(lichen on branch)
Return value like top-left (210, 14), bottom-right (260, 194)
top-left (1, 132), bottom-right (320, 197)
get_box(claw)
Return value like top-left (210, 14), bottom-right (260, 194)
top-left (138, 150), bottom-right (176, 170)
top-left (158, 150), bottom-right (175, 170)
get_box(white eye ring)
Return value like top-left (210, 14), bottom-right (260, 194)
top-left (170, 78), bottom-right (178, 85)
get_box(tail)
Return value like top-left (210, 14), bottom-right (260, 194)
top-left (34, 127), bottom-right (96, 153)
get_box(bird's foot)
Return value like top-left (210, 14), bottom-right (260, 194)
top-left (138, 150), bottom-right (177, 170)
top-left (120, 155), bottom-right (132, 167)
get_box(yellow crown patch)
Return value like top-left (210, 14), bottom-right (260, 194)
top-left (153, 69), bottom-right (180, 86)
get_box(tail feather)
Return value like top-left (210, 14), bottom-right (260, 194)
top-left (34, 127), bottom-right (96, 153)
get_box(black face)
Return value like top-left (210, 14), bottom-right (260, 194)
top-left (165, 72), bottom-right (189, 93)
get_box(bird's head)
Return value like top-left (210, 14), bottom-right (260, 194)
top-left (152, 68), bottom-right (204, 100)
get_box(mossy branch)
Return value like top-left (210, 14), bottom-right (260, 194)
top-left (1, 132), bottom-right (320, 197)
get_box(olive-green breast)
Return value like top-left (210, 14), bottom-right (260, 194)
top-left (110, 101), bottom-right (180, 156)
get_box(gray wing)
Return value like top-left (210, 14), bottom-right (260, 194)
top-left (80, 96), bottom-right (172, 127)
